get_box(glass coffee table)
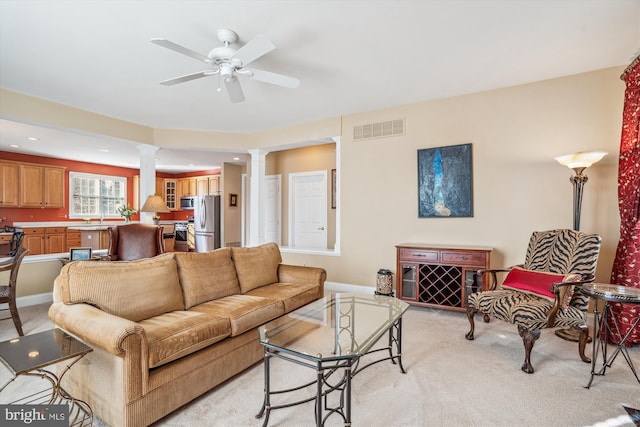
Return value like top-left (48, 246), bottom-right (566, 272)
top-left (256, 293), bottom-right (409, 427)
top-left (0, 329), bottom-right (93, 426)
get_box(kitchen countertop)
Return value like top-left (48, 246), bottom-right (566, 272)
top-left (13, 221), bottom-right (179, 228)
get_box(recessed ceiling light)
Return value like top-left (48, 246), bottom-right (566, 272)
top-left (233, 157), bottom-right (240, 161)
top-left (9, 144), bottom-right (20, 148)
top-left (98, 148), bottom-right (109, 153)
top-left (26, 137), bottom-right (39, 141)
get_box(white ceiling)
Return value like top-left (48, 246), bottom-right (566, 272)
top-left (1, 0), bottom-right (638, 173)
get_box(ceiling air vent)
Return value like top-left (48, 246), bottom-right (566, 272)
top-left (353, 118), bottom-right (405, 141)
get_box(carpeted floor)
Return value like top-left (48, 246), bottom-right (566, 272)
top-left (1, 303), bottom-right (639, 426)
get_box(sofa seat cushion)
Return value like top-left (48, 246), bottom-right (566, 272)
top-left (192, 294), bottom-right (284, 336)
top-left (138, 310), bottom-right (231, 368)
top-left (174, 248), bottom-right (241, 309)
top-left (60, 253), bottom-right (184, 322)
top-left (246, 282), bottom-right (320, 312)
top-left (231, 243), bottom-right (282, 293)
top-left (468, 290), bottom-right (586, 330)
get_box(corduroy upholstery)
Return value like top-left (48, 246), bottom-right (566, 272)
top-left (48, 243), bottom-right (326, 427)
top-left (465, 229), bottom-right (601, 373)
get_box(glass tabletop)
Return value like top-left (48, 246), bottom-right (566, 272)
top-left (0, 329), bottom-right (92, 375)
top-left (581, 283), bottom-right (640, 303)
top-left (259, 293), bottom-right (409, 362)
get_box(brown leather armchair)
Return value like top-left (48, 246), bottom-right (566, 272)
top-left (106, 224), bottom-right (165, 261)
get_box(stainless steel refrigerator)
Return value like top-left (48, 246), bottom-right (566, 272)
top-left (193, 195), bottom-right (221, 252)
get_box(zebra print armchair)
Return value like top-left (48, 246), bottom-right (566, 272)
top-left (465, 229), bottom-right (602, 373)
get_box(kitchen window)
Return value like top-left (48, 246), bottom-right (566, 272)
top-left (69, 172), bottom-right (127, 218)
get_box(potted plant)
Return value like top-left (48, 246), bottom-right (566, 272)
top-left (117, 205), bottom-right (137, 223)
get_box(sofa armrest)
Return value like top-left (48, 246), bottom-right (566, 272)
top-left (278, 264), bottom-right (326, 293)
top-left (48, 302), bottom-right (145, 355)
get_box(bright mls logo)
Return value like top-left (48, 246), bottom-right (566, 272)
top-left (1, 405), bottom-right (68, 426)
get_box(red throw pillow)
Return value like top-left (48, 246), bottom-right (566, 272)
top-left (501, 267), bottom-right (580, 306)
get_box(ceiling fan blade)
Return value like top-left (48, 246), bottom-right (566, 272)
top-left (242, 68), bottom-right (300, 89)
top-left (151, 38), bottom-right (211, 63)
top-left (159, 71), bottom-right (216, 86)
top-left (231, 35), bottom-right (275, 66)
top-left (224, 76), bottom-right (245, 103)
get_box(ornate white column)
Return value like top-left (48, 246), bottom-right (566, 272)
top-left (137, 144), bottom-right (159, 224)
top-left (248, 149), bottom-right (267, 246)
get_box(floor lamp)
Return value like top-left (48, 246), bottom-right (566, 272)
top-left (554, 151), bottom-right (607, 341)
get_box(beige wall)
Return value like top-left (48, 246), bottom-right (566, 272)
top-left (3, 66), bottom-right (625, 297)
top-left (267, 144), bottom-right (337, 248)
top-left (221, 163), bottom-right (243, 246)
top-left (283, 67), bottom-right (623, 288)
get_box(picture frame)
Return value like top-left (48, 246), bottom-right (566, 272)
top-left (331, 169), bottom-right (337, 209)
top-left (417, 143), bottom-right (473, 218)
top-left (70, 247), bottom-right (92, 261)
top-left (229, 193), bottom-right (238, 207)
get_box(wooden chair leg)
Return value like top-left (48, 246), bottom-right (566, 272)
top-left (465, 306), bottom-right (477, 340)
top-left (518, 325), bottom-right (540, 374)
top-left (8, 299), bottom-right (23, 336)
top-left (574, 324), bottom-right (591, 363)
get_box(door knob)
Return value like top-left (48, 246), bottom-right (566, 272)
top-left (318, 226), bottom-right (325, 230)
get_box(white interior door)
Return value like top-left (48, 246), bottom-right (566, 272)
top-left (289, 171), bottom-right (327, 249)
top-left (264, 175), bottom-right (281, 245)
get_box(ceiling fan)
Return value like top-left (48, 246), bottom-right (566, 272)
top-left (151, 29), bottom-right (300, 103)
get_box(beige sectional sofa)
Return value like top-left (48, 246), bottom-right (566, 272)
top-left (48, 243), bottom-right (326, 427)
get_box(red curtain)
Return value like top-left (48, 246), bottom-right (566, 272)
top-left (609, 56), bottom-right (640, 345)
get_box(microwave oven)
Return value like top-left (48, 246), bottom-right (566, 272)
top-left (180, 196), bottom-right (196, 210)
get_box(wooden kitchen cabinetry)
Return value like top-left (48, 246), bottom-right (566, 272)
top-left (396, 244), bottom-right (491, 312)
top-left (208, 176), bottom-right (220, 195)
top-left (22, 228), bottom-right (45, 255)
top-left (66, 229), bottom-right (82, 251)
top-left (45, 227), bottom-right (66, 253)
top-left (22, 227), bottom-right (67, 255)
top-left (19, 163), bottom-right (66, 208)
top-left (179, 178), bottom-right (196, 197)
top-left (196, 175), bottom-right (220, 196)
top-left (0, 161), bottom-right (20, 207)
top-left (164, 179), bottom-right (178, 210)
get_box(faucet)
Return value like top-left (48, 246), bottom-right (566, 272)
top-left (100, 212), bottom-right (104, 224)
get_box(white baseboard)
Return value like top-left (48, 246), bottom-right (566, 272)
top-left (324, 281), bottom-right (373, 295)
top-left (2, 292), bottom-right (54, 309)
top-left (0, 293), bottom-right (53, 319)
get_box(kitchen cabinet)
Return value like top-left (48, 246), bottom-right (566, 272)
top-left (208, 176), bottom-right (220, 195)
top-left (66, 229), bottom-right (82, 251)
top-left (22, 227), bottom-right (67, 254)
top-left (196, 177), bottom-right (209, 196)
top-left (179, 178), bottom-right (196, 197)
top-left (45, 227), bottom-right (66, 253)
top-left (19, 163), bottom-right (65, 208)
top-left (396, 244), bottom-right (491, 312)
top-left (164, 179), bottom-right (178, 210)
top-left (0, 161), bottom-right (20, 207)
top-left (22, 228), bottom-right (45, 255)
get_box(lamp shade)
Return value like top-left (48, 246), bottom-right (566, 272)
top-left (554, 151), bottom-right (607, 169)
top-left (140, 194), bottom-right (170, 213)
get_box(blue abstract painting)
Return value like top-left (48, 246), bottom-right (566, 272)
top-left (418, 143), bottom-right (473, 218)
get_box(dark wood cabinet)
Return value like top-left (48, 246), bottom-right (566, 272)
top-left (396, 244), bottom-right (491, 312)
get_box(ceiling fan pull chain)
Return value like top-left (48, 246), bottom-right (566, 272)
top-left (217, 73), bottom-right (222, 92)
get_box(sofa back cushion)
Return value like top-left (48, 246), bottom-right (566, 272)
top-left (174, 248), bottom-right (241, 309)
top-left (59, 253), bottom-right (184, 322)
top-left (231, 243), bottom-right (282, 293)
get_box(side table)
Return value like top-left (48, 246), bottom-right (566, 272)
top-left (0, 328), bottom-right (93, 426)
top-left (581, 283), bottom-right (640, 388)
